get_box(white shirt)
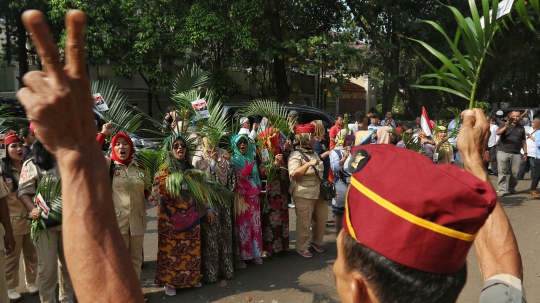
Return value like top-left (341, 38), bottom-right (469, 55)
top-left (238, 128), bottom-right (257, 141)
top-left (522, 126), bottom-right (537, 157)
top-left (488, 124), bottom-right (500, 148)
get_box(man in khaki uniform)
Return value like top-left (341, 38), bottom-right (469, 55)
top-left (17, 153), bottom-right (74, 303)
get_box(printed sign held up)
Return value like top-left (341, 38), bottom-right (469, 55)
top-left (93, 93), bottom-right (109, 111)
top-left (191, 99), bottom-right (210, 119)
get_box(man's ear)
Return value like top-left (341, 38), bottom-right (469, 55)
top-left (350, 272), bottom-right (373, 303)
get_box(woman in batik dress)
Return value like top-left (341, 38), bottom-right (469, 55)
top-left (192, 137), bottom-right (241, 282)
top-left (153, 135), bottom-right (215, 296)
top-left (257, 127), bottom-right (291, 256)
top-left (231, 134), bottom-right (263, 266)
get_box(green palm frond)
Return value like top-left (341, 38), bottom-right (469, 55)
top-left (408, 0), bottom-right (502, 109)
top-left (238, 99), bottom-right (292, 138)
top-left (171, 65), bottom-right (211, 94)
top-left (91, 80), bottom-right (143, 135)
top-left (197, 91), bottom-right (229, 148)
top-left (165, 169), bottom-right (233, 209)
top-left (514, 0), bottom-right (540, 33)
top-left (32, 175), bottom-right (62, 243)
top-left (136, 149), bottom-right (168, 190)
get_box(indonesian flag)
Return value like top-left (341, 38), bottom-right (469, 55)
top-left (421, 106), bottom-right (432, 136)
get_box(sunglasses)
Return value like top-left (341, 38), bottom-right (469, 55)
top-left (238, 138), bottom-right (248, 145)
top-left (172, 142), bottom-right (187, 149)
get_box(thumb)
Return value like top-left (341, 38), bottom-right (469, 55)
top-left (460, 109), bottom-right (476, 128)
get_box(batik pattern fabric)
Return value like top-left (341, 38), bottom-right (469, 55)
top-left (153, 167), bottom-right (201, 289)
top-left (258, 154), bottom-right (290, 255)
top-left (199, 163), bottom-right (237, 282)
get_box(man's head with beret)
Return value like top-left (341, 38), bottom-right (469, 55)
top-left (333, 145), bottom-right (497, 303)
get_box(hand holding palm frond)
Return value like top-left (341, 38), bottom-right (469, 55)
top-left (91, 80), bottom-right (142, 135)
top-left (31, 174), bottom-right (62, 244)
top-left (239, 99), bottom-right (292, 138)
top-left (195, 90), bottom-right (230, 149)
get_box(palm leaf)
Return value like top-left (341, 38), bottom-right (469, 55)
top-left (165, 169), bottom-right (233, 209)
top-left (32, 175), bottom-right (62, 244)
top-left (196, 90), bottom-right (230, 148)
top-left (238, 99), bottom-right (292, 138)
top-left (171, 65), bottom-right (211, 94)
top-left (408, 0), bottom-right (501, 109)
top-left (135, 149), bottom-right (168, 191)
top-left (91, 80), bottom-right (143, 135)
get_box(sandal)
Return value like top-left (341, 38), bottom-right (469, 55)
top-left (250, 258), bottom-right (263, 265)
top-left (239, 261), bottom-right (247, 269)
top-left (296, 250), bottom-right (313, 258)
top-left (309, 242), bottom-right (325, 253)
top-left (164, 286), bottom-right (177, 297)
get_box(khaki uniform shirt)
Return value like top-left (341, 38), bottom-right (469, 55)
top-left (288, 150), bottom-right (323, 200)
top-left (17, 159), bottom-right (62, 231)
top-left (0, 167), bottom-right (30, 236)
top-left (106, 158), bottom-right (147, 236)
top-left (0, 176), bottom-right (8, 250)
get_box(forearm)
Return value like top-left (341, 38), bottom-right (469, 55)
top-left (290, 162), bottom-right (313, 179)
top-left (462, 154), bottom-right (523, 281)
top-left (0, 197), bottom-right (13, 235)
top-left (58, 148), bottom-right (143, 302)
top-left (19, 195), bottom-right (35, 212)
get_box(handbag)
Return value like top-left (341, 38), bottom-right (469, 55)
top-left (300, 152), bottom-right (336, 201)
top-left (160, 197), bottom-right (199, 232)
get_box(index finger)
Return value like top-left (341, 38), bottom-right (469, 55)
top-left (65, 10), bottom-right (87, 78)
top-left (22, 11), bottom-right (65, 83)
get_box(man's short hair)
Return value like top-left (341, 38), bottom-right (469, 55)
top-left (335, 114), bottom-right (344, 120)
top-left (342, 233), bottom-right (467, 303)
top-left (371, 114), bottom-right (379, 119)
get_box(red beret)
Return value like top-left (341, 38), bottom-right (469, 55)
top-left (344, 144), bottom-right (496, 274)
top-left (4, 131), bottom-right (22, 146)
top-left (295, 123), bottom-right (315, 134)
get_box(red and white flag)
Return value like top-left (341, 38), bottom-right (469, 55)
top-left (421, 106), bottom-right (432, 137)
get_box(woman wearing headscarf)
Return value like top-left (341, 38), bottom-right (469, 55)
top-left (1, 132), bottom-right (37, 301)
top-left (287, 124), bottom-right (326, 259)
top-left (433, 126), bottom-right (455, 164)
top-left (257, 127), bottom-right (291, 256)
top-left (328, 130), bottom-right (354, 235)
top-left (153, 135), bottom-right (215, 296)
top-left (17, 139), bottom-right (74, 303)
top-left (192, 137), bottom-right (239, 283)
top-left (231, 134), bottom-right (263, 266)
top-left (103, 132), bottom-right (155, 301)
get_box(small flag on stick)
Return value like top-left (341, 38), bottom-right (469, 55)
top-left (421, 106), bottom-right (432, 137)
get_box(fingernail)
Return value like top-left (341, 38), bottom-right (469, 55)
top-left (465, 110), bottom-right (475, 116)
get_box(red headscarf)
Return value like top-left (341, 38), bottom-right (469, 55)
top-left (110, 133), bottom-right (134, 166)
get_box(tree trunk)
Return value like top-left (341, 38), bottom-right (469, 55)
top-left (266, 0), bottom-right (288, 103)
top-left (5, 14), bottom-right (12, 65)
top-left (16, 10), bottom-right (28, 89)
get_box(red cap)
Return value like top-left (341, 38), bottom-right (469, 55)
top-left (344, 145), bottom-right (496, 274)
top-left (295, 123), bottom-right (315, 134)
top-left (4, 131), bottom-right (22, 146)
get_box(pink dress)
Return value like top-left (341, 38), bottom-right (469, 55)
top-left (234, 172), bottom-right (262, 260)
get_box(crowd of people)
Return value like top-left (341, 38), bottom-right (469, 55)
top-left (0, 8), bottom-right (528, 303)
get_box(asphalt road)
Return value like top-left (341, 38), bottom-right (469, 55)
top-left (10, 173), bottom-right (540, 302)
